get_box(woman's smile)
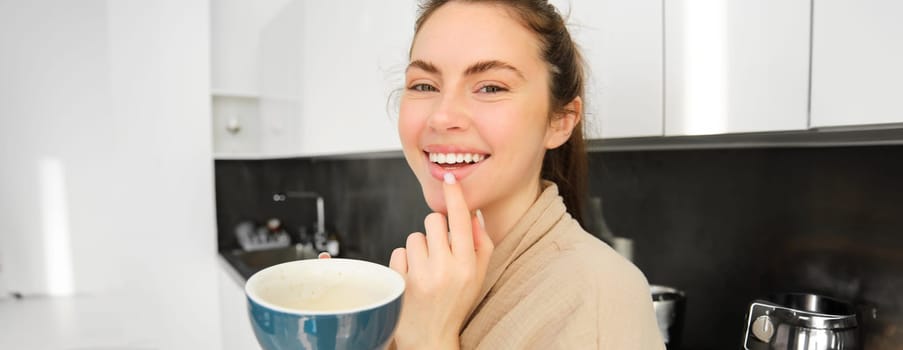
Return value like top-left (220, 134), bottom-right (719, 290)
top-left (422, 145), bottom-right (492, 182)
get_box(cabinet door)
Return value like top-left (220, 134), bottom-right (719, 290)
top-left (665, 0), bottom-right (811, 136)
top-left (810, 0), bottom-right (903, 128)
top-left (211, 0), bottom-right (293, 95)
top-left (551, 0), bottom-right (663, 139)
top-left (258, 0), bottom-right (304, 155)
top-left (218, 267), bottom-right (260, 350)
top-left (295, 0), bottom-right (413, 156)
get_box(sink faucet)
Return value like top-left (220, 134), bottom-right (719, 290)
top-left (273, 191), bottom-right (325, 250)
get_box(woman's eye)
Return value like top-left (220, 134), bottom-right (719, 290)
top-left (477, 85), bottom-right (508, 94)
top-left (410, 83), bottom-right (438, 92)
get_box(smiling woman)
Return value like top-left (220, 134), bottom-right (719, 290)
top-left (385, 0), bottom-right (664, 349)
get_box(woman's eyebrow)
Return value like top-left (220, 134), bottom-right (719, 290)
top-left (407, 59), bottom-right (440, 74)
top-left (464, 60), bottom-right (525, 80)
top-left (406, 59), bottom-right (525, 80)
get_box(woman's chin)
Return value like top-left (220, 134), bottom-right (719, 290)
top-left (422, 189), bottom-right (448, 213)
top-left (422, 187), bottom-right (486, 216)
top-left (417, 170), bottom-right (487, 213)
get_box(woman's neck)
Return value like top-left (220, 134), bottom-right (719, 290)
top-left (479, 177), bottom-right (544, 246)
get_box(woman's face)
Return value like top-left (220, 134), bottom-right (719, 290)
top-left (399, 2), bottom-right (558, 213)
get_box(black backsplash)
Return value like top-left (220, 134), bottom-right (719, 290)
top-left (214, 145), bottom-right (903, 349)
top-left (214, 157), bottom-right (430, 263)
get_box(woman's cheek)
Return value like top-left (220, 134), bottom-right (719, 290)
top-left (399, 105), bottom-right (441, 212)
top-left (397, 110), bottom-right (418, 148)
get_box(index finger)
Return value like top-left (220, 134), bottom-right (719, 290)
top-left (443, 172), bottom-right (475, 255)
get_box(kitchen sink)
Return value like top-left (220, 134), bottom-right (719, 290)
top-left (220, 245), bottom-right (369, 281)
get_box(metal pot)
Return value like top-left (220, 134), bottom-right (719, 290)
top-left (651, 285), bottom-right (686, 349)
top-left (743, 293), bottom-right (860, 350)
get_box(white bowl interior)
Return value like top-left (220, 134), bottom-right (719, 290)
top-left (246, 258), bottom-right (405, 315)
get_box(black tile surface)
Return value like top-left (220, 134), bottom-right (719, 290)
top-left (589, 146), bottom-right (903, 349)
top-left (215, 157), bottom-right (429, 264)
top-left (214, 145), bottom-right (903, 349)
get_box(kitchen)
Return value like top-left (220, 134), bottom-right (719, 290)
top-left (1, 0), bottom-right (901, 349)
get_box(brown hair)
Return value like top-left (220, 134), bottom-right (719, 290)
top-left (413, 0), bottom-right (589, 225)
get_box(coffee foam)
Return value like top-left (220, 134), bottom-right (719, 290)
top-left (248, 259), bottom-right (403, 314)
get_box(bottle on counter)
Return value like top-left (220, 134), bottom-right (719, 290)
top-left (264, 218), bottom-right (290, 243)
top-left (238, 218), bottom-right (290, 251)
top-left (326, 232), bottom-right (341, 257)
top-left (295, 226), bottom-right (317, 258)
top-left (313, 224), bottom-right (328, 254)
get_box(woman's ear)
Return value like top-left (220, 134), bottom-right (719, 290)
top-left (544, 96), bottom-right (582, 149)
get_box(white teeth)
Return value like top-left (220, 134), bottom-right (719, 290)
top-left (427, 152), bottom-right (488, 165)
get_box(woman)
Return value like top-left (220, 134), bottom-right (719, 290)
top-left (333, 0), bottom-right (664, 348)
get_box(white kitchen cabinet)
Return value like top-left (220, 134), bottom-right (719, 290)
top-left (551, 0), bottom-right (663, 139)
top-left (257, 0), bottom-right (304, 155)
top-left (211, 0), bottom-right (296, 157)
top-left (219, 265), bottom-right (260, 350)
top-left (211, 0), bottom-right (293, 96)
top-left (290, 0), bottom-right (413, 156)
top-left (220, 0), bottom-right (412, 158)
top-left (664, 0), bottom-right (811, 136)
top-left (810, 0), bottom-right (903, 128)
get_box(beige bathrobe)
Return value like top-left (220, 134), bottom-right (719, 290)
top-left (458, 181), bottom-right (664, 349)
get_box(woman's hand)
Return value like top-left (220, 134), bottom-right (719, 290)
top-left (389, 173), bottom-right (495, 350)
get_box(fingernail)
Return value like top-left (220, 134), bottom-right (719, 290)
top-left (443, 172), bottom-right (456, 184)
top-left (476, 209), bottom-right (486, 230)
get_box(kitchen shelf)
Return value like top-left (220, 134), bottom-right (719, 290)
top-left (591, 126), bottom-right (903, 152)
top-left (213, 149), bottom-right (404, 161)
top-left (213, 152), bottom-right (305, 160)
top-left (211, 89), bottom-right (259, 99)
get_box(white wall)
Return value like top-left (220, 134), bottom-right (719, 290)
top-left (1, 1), bottom-right (222, 347)
top-left (1, 0), bottom-right (219, 335)
top-left (0, 0), bottom-right (113, 297)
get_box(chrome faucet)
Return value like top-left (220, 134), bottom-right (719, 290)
top-left (273, 191), bottom-right (326, 250)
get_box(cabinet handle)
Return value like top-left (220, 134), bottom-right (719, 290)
top-left (226, 118), bottom-right (241, 134)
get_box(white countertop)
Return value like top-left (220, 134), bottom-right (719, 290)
top-left (0, 255), bottom-right (230, 350)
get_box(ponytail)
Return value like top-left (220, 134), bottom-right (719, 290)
top-left (542, 126), bottom-right (587, 225)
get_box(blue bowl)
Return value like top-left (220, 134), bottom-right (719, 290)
top-left (245, 258), bottom-right (405, 350)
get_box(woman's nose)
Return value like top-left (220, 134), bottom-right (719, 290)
top-left (427, 91), bottom-right (469, 132)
